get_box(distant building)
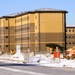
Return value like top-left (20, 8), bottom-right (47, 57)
top-left (0, 8), bottom-right (67, 53)
top-left (66, 26), bottom-right (75, 49)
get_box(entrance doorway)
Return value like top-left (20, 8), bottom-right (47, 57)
top-left (46, 43), bottom-right (64, 53)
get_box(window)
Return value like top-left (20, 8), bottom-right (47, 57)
top-left (72, 36), bottom-right (74, 38)
top-left (66, 42), bottom-right (67, 44)
top-left (36, 47), bottom-right (37, 50)
top-left (27, 27), bottom-right (29, 30)
top-left (27, 37), bottom-right (29, 40)
top-left (69, 42), bottom-right (71, 44)
top-left (69, 30), bottom-right (71, 32)
top-left (6, 27), bottom-right (8, 29)
top-left (66, 36), bottom-right (67, 38)
top-left (6, 45), bottom-right (8, 47)
top-left (36, 36), bottom-right (37, 40)
top-left (6, 36), bottom-right (8, 38)
top-left (72, 30), bottom-right (74, 32)
top-left (73, 42), bottom-right (74, 44)
top-left (15, 30), bottom-right (16, 32)
top-left (69, 36), bottom-right (71, 38)
top-left (6, 18), bottom-right (8, 20)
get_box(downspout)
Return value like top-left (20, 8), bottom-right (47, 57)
top-left (62, 13), bottom-right (65, 53)
top-left (64, 13), bottom-right (66, 50)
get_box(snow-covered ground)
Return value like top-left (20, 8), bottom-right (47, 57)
top-left (0, 53), bottom-right (75, 68)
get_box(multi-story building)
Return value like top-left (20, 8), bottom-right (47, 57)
top-left (0, 8), bottom-right (67, 54)
top-left (66, 26), bottom-right (75, 49)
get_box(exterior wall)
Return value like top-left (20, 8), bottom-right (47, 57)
top-left (34, 13), bottom-right (40, 53)
top-left (9, 18), bottom-right (16, 53)
top-left (15, 14), bottom-right (35, 53)
top-left (0, 18), bottom-right (15, 53)
top-left (15, 16), bottom-right (22, 49)
top-left (66, 27), bottom-right (75, 49)
top-left (0, 18), bottom-right (8, 53)
top-left (34, 13), bottom-right (66, 53)
top-left (15, 12), bottom-right (66, 53)
top-left (28, 14), bottom-right (35, 52)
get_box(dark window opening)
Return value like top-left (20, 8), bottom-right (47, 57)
top-left (73, 42), bottom-right (74, 44)
top-left (69, 42), bottom-right (71, 44)
top-left (27, 27), bottom-right (29, 30)
top-left (69, 30), bottom-right (71, 32)
top-left (6, 27), bottom-right (8, 29)
top-left (66, 42), bottom-right (67, 44)
top-left (6, 36), bottom-right (8, 38)
top-left (6, 18), bottom-right (8, 20)
top-left (72, 36), bottom-right (74, 38)
top-left (72, 30), bottom-right (74, 32)
top-left (6, 45), bottom-right (8, 47)
top-left (69, 36), bottom-right (71, 38)
top-left (66, 36), bottom-right (67, 38)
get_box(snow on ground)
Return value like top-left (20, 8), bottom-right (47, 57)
top-left (1, 53), bottom-right (75, 68)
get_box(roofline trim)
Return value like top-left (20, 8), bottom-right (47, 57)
top-left (15, 11), bottom-right (68, 17)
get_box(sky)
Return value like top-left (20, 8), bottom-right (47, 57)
top-left (0, 0), bottom-right (75, 26)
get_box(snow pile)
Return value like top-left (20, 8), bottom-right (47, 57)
top-left (0, 54), bottom-right (11, 60)
top-left (11, 52), bottom-right (24, 62)
top-left (28, 54), bottom-right (75, 68)
top-left (1, 53), bottom-right (75, 68)
top-left (60, 59), bottom-right (75, 68)
top-left (0, 52), bottom-right (25, 63)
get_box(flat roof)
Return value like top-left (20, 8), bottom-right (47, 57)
top-left (66, 27), bottom-right (75, 28)
top-left (0, 8), bottom-right (68, 18)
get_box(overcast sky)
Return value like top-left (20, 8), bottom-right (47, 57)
top-left (0, 0), bottom-right (75, 26)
